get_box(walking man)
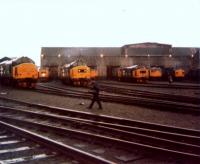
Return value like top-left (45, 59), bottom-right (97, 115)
top-left (168, 73), bottom-right (173, 84)
top-left (88, 81), bottom-right (103, 109)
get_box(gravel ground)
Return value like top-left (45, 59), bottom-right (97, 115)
top-left (0, 85), bottom-right (200, 130)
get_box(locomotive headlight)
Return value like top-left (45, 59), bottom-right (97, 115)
top-left (41, 73), bottom-right (46, 77)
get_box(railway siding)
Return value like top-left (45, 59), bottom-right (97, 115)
top-left (0, 105), bottom-right (200, 163)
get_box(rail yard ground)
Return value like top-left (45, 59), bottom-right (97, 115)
top-left (0, 81), bottom-right (200, 130)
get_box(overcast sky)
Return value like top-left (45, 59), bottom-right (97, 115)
top-left (0, 0), bottom-right (199, 65)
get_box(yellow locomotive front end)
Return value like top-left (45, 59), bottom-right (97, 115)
top-left (38, 67), bottom-right (49, 82)
top-left (149, 67), bottom-right (162, 80)
top-left (133, 67), bottom-right (149, 82)
top-left (173, 68), bottom-right (185, 81)
top-left (70, 65), bottom-right (91, 86)
top-left (12, 63), bottom-right (38, 88)
top-left (174, 68), bottom-right (185, 78)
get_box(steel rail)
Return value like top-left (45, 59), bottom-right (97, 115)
top-left (0, 96), bottom-right (199, 137)
top-left (0, 120), bottom-right (115, 164)
top-left (36, 84), bottom-right (200, 115)
top-left (99, 80), bottom-right (200, 90)
top-left (1, 115), bottom-right (200, 163)
top-left (0, 104), bottom-right (199, 146)
top-left (99, 84), bottom-right (200, 105)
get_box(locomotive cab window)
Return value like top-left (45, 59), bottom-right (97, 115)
top-left (140, 70), bottom-right (146, 73)
top-left (78, 69), bottom-right (86, 73)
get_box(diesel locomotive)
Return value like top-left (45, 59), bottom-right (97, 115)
top-left (38, 67), bottom-right (50, 82)
top-left (0, 56), bottom-right (38, 88)
top-left (113, 65), bottom-right (149, 82)
top-left (58, 60), bottom-right (92, 86)
top-left (149, 66), bottom-right (163, 80)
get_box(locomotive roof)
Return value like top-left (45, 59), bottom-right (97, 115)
top-left (63, 60), bottom-right (77, 68)
top-left (0, 56), bottom-right (35, 66)
top-left (62, 59), bottom-right (87, 68)
top-left (125, 65), bottom-right (138, 69)
top-left (0, 57), bottom-right (11, 63)
top-left (12, 56), bottom-right (35, 65)
top-left (0, 59), bottom-right (12, 65)
top-left (123, 65), bottom-right (147, 69)
top-left (150, 66), bottom-right (162, 69)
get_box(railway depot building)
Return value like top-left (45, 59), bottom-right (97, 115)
top-left (41, 42), bottom-right (200, 79)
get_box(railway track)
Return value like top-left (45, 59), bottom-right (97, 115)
top-left (0, 121), bottom-right (110, 164)
top-left (36, 83), bottom-right (200, 115)
top-left (99, 84), bottom-right (200, 105)
top-left (0, 97), bottom-right (200, 163)
top-left (100, 80), bottom-right (200, 90)
top-left (37, 82), bottom-right (200, 105)
top-left (0, 122), bottom-right (59, 164)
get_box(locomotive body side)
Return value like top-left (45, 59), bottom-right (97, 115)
top-left (90, 69), bottom-right (98, 80)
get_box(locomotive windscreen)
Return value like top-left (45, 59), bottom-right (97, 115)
top-left (78, 69), bottom-right (87, 73)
